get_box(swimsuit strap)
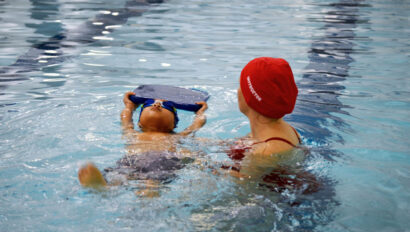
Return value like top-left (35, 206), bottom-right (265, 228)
top-left (225, 127), bottom-right (304, 172)
top-left (253, 137), bottom-right (297, 147)
top-left (290, 126), bottom-right (302, 144)
top-left (253, 127), bottom-right (301, 147)
top-left (227, 127), bottom-right (302, 161)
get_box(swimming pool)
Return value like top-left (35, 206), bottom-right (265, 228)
top-left (1, 0), bottom-right (409, 231)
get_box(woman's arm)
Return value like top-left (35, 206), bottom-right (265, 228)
top-left (121, 92), bottom-right (140, 136)
top-left (178, 101), bottom-right (208, 136)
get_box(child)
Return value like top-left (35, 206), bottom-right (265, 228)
top-left (78, 91), bottom-right (207, 196)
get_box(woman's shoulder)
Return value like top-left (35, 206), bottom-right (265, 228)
top-left (252, 140), bottom-right (296, 156)
top-left (249, 142), bottom-right (306, 169)
top-left (251, 130), bottom-right (301, 156)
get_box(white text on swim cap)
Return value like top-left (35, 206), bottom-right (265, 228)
top-left (247, 76), bottom-right (262, 101)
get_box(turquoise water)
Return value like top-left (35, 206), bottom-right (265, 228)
top-left (1, 0), bottom-right (409, 231)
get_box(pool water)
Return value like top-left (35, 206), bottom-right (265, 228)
top-left (1, 0), bottom-right (409, 231)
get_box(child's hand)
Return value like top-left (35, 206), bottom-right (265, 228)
top-left (195, 101), bottom-right (208, 114)
top-left (178, 101), bottom-right (208, 136)
top-left (123, 92), bottom-right (137, 110)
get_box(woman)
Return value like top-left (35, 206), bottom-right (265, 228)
top-left (224, 57), bottom-right (318, 194)
top-left (231, 57), bottom-right (300, 156)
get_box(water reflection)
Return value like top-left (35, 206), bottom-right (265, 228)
top-left (26, 0), bottom-right (63, 37)
top-left (0, 0), bottom-right (164, 85)
top-left (290, 0), bottom-right (370, 147)
top-left (0, 0), bottom-right (374, 231)
top-left (275, 0), bottom-right (370, 230)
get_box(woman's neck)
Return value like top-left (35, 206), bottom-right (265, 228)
top-left (247, 112), bottom-right (284, 141)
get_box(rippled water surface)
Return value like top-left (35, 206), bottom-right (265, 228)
top-left (1, 0), bottom-right (409, 231)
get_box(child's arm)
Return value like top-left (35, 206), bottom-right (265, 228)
top-left (121, 92), bottom-right (140, 135)
top-left (178, 101), bottom-right (208, 136)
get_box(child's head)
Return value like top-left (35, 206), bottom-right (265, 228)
top-left (138, 99), bottom-right (178, 133)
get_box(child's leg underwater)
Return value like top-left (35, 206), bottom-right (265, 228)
top-left (78, 163), bottom-right (160, 198)
top-left (135, 179), bottom-right (160, 198)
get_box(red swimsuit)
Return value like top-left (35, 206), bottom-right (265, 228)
top-left (225, 127), bottom-right (302, 162)
top-left (221, 128), bottom-right (319, 194)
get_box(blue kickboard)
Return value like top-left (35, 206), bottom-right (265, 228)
top-left (129, 85), bottom-right (209, 112)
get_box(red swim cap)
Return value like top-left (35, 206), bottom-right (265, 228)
top-left (240, 57), bottom-right (298, 119)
